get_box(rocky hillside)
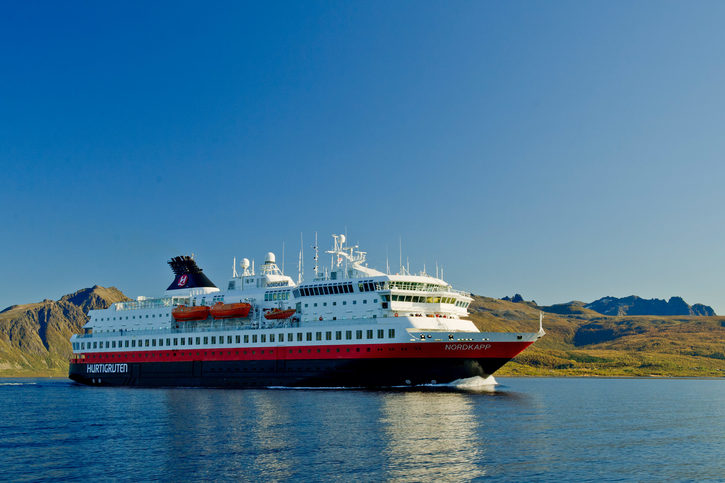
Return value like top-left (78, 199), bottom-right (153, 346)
top-left (0, 286), bottom-right (129, 376)
top-left (584, 296), bottom-right (715, 316)
top-left (469, 295), bottom-right (725, 377)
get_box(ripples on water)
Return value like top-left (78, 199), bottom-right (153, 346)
top-left (0, 378), bottom-right (723, 481)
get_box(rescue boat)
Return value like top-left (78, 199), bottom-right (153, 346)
top-left (209, 302), bottom-right (252, 319)
top-left (172, 305), bottom-right (210, 321)
top-left (264, 308), bottom-right (296, 320)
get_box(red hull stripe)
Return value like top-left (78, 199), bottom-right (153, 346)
top-left (71, 341), bottom-right (534, 364)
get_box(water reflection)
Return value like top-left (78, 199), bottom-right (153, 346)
top-left (380, 392), bottom-right (487, 480)
top-left (162, 389), bottom-right (298, 480)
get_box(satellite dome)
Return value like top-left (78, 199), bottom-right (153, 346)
top-left (340, 234), bottom-right (346, 244)
top-left (240, 258), bottom-right (250, 269)
top-left (265, 252), bottom-right (276, 264)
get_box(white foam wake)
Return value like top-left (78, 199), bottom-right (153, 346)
top-left (428, 375), bottom-right (498, 391)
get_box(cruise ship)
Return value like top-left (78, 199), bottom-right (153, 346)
top-left (69, 235), bottom-right (544, 387)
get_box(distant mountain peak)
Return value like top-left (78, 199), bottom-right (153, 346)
top-left (585, 295), bottom-right (715, 316)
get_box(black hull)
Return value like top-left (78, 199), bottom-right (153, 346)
top-left (69, 357), bottom-right (513, 388)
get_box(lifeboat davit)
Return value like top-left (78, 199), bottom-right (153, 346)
top-left (172, 305), bottom-right (210, 321)
top-left (264, 308), bottom-right (296, 320)
top-left (209, 302), bottom-right (252, 319)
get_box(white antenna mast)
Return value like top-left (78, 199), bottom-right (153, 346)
top-left (298, 232), bottom-right (304, 284)
top-left (233, 256), bottom-right (237, 278)
top-left (282, 241), bottom-right (285, 273)
top-left (399, 236), bottom-right (402, 275)
top-left (313, 232), bottom-right (319, 278)
top-left (386, 246), bottom-right (390, 275)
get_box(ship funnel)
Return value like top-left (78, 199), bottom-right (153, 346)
top-left (166, 255), bottom-right (217, 291)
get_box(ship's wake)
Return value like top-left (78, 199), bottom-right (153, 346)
top-left (423, 375), bottom-right (498, 392)
top-left (266, 376), bottom-right (498, 392)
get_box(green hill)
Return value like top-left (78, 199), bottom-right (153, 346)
top-left (469, 295), bottom-right (725, 377)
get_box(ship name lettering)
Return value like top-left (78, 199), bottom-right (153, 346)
top-left (444, 343), bottom-right (492, 351)
top-left (86, 363), bottom-right (128, 374)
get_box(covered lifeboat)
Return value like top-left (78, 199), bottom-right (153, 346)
top-left (264, 308), bottom-right (296, 320)
top-left (209, 302), bottom-right (252, 319)
top-left (172, 305), bottom-right (210, 321)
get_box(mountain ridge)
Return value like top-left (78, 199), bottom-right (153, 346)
top-left (0, 286), bottom-right (129, 374)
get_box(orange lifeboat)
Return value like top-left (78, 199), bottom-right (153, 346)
top-left (209, 302), bottom-right (252, 319)
top-left (172, 305), bottom-right (210, 321)
top-left (264, 308), bottom-right (296, 320)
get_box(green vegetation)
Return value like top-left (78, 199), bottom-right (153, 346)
top-left (469, 296), bottom-right (725, 377)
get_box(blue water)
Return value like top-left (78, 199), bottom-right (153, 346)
top-left (0, 378), bottom-right (723, 482)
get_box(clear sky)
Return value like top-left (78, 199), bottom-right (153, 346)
top-left (2, 1), bottom-right (725, 313)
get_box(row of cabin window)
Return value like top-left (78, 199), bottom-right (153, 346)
top-left (387, 281), bottom-right (448, 291)
top-left (264, 291), bottom-right (291, 301)
top-left (358, 280), bottom-right (385, 292)
top-left (381, 294), bottom-right (466, 306)
top-left (74, 329), bottom-right (396, 351)
top-left (303, 298), bottom-right (377, 308)
top-left (95, 313), bottom-right (168, 322)
top-left (294, 282), bottom-right (354, 297)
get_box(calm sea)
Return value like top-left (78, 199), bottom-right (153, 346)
top-left (0, 377), bottom-right (722, 482)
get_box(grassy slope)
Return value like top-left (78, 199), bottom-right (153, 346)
top-left (468, 296), bottom-right (725, 377)
top-left (2, 292), bottom-right (723, 378)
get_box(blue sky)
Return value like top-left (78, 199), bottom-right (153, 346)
top-left (2, 1), bottom-right (725, 313)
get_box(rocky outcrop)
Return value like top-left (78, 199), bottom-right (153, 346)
top-left (0, 286), bottom-right (129, 374)
top-left (585, 296), bottom-right (715, 316)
